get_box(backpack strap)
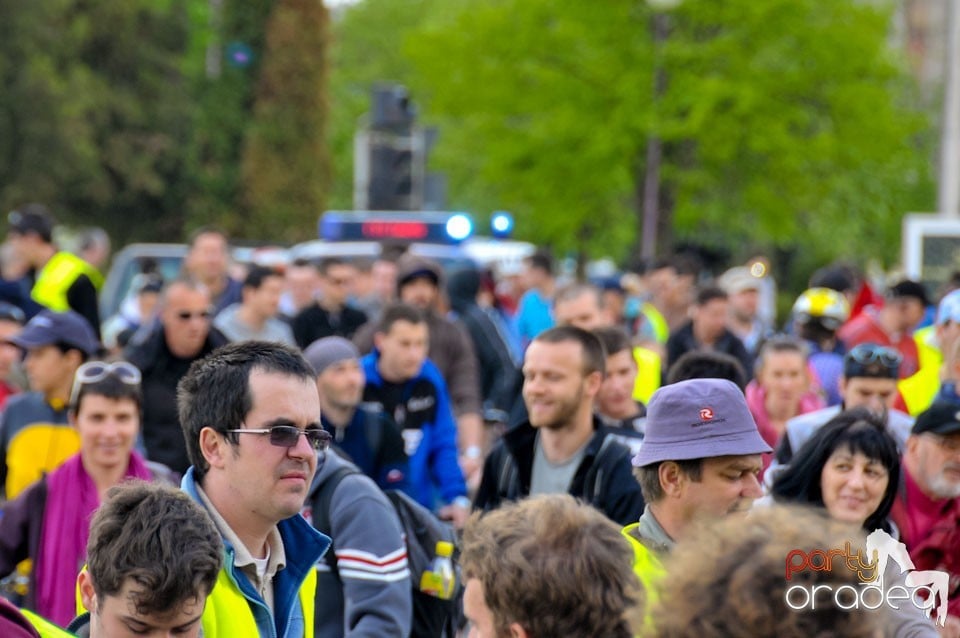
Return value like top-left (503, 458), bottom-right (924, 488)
top-left (308, 465), bottom-right (361, 575)
top-left (360, 406), bottom-right (385, 466)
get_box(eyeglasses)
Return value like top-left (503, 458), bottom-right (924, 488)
top-left (847, 344), bottom-right (902, 368)
top-left (175, 310), bottom-right (213, 321)
top-left (225, 425), bottom-right (332, 451)
top-left (70, 361), bottom-right (142, 406)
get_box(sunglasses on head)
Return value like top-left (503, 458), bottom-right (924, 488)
top-left (225, 424), bottom-right (332, 451)
top-left (70, 361), bottom-right (142, 406)
top-left (176, 310), bottom-right (213, 321)
top-left (847, 344), bottom-right (902, 368)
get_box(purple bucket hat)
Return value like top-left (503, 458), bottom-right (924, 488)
top-left (631, 378), bottom-right (772, 467)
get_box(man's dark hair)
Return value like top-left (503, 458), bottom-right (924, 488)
top-left (290, 257), bottom-right (319, 271)
top-left (809, 264), bottom-right (858, 294)
top-left (593, 326), bottom-right (633, 358)
top-left (72, 373), bottom-right (143, 415)
top-left (243, 264), bottom-right (282, 290)
top-left (50, 341), bottom-right (93, 364)
top-left (86, 481), bottom-right (223, 617)
top-left (524, 251), bottom-right (554, 276)
top-left (635, 459), bottom-right (703, 503)
top-left (186, 225), bottom-right (229, 249)
top-left (695, 285), bottom-right (728, 307)
top-left (319, 256), bottom-right (348, 276)
top-left (531, 326), bottom-right (606, 377)
top-left (377, 303), bottom-right (426, 335)
top-left (8, 203), bottom-right (55, 243)
top-left (666, 351), bottom-right (747, 391)
top-left (178, 341), bottom-right (315, 483)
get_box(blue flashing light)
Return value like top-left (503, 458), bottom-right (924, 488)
top-left (445, 214), bottom-right (473, 242)
top-left (490, 211), bottom-right (514, 238)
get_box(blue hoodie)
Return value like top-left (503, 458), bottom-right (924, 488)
top-left (361, 352), bottom-right (467, 509)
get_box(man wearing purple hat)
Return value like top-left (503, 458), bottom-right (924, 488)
top-left (623, 378), bottom-right (771, 596)
top-left (0, 309), bottom-right (99, 499)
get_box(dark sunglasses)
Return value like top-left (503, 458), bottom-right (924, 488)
top-left (225, 425), bottom-right (331, 451)
top-left (847, 344), bottom-right (902, 368)
top-left (176, 310), bottom-right (213, 321)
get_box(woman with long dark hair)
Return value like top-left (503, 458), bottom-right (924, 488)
top-left (771, 407), bottom-right (899, 532)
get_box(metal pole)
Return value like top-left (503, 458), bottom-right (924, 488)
top-left (939, 0), bottom-right (960, 217)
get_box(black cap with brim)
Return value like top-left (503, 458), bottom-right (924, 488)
top-left (6, 310), bottom-right (100, 356)
top-left (912, 402), bottom-right (960, 436)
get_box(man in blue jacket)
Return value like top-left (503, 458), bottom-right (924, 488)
top-left (361, 303), bottom-right (470, 528)
top-left (177, 340), bottom-right (331, 638)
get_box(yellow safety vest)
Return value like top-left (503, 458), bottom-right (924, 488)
top-left (201, 566), bottom-right (316, 638)
top-left (632, 346), bottom-right (662, 406)
top-left (19, 608), bottom-right (78, 637)
top-left (31, 252), bottom-right (103, 312)
top-left (642, 302), bottom-right (670, 345)
top-left (898, 327), bottom-right (941, 416)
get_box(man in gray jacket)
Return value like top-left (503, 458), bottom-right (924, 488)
top-left (305, 448), bottom-right (412, 637)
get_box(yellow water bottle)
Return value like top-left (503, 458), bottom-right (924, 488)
top-left (419, 540), bottom-right (456, 599)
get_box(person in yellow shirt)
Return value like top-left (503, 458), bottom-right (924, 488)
top-left (7, 205), bottom-right (101, 337)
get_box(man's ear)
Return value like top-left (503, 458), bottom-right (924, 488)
top-left (373, 331), bottom-right (385, 352)
top-left (78, 570), bottom-right (96, 613)
top-left (508, 623), bottom-right (529, 638)
top-left (583, 369), bottom-right (603, 398)
top-left (200, 426), bottom-right (228, 469)
top-left (658, 461), bottom-right (686, 498)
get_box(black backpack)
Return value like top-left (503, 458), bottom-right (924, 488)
top-left (309, 466), bottom-right (462, 638)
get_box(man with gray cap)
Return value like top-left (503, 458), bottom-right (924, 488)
top-left (306, 336), bottom-right (409, 493)
top-left (623, 378), bottom-right (771, 595)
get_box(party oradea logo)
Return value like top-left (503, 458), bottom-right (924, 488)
top-left (784, 529), bottom-right (949, 626)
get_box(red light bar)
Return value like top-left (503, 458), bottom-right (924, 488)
top-left (361, 221), bottom-right (429, 240)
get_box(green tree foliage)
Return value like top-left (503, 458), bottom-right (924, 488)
top-left (0, 0), bottom-right (193, 243)
top-left (239, 0), bottom-right (330, 243)
top-left (331, 0), bottom-right (934, 264)
top-left (185, 0), bottom-right (274, 231)
top-left (326, 0), bottom-right (454, 211)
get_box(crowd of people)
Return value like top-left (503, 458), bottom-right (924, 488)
top-left (0, 202), bottom-right (958, 636)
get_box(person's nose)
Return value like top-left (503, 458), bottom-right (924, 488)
top-left (742, 473), bottom-right (763, 499)
top-left (846, 468), bottom-right (866, 490)
top-left (286, 430), bottom-right (315, 460)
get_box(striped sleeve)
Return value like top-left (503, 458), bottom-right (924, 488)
top-left (336, 546), bottom-right (410, 583)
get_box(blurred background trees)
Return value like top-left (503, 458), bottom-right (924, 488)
top-left (0, 0), bottom-right (941, 270)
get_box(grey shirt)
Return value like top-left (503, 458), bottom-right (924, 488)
top-left (530, 434), bottom-right (588, 497)
top-left (214, 303), bottom-right (296, 346)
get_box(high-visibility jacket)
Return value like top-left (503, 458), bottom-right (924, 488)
top-left (19, 608), bottom-right (77, 637)
top-left (31, 252), bottom-right (102, 311)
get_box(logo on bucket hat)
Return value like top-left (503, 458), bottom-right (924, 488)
top-left (631, 378), bottom-right (771, 467)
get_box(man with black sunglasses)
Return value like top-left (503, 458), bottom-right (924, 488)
top-left (177, 340), bottom-right (331, 638)
top-left (772, 343), bottom-right (914, 469)
top-left (124, 277), bottom-right (228, 475)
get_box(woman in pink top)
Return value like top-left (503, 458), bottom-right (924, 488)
top-left (0, 362), bottom-right (175, 627)
top-left (745, 336), bottom-right (825, 473)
